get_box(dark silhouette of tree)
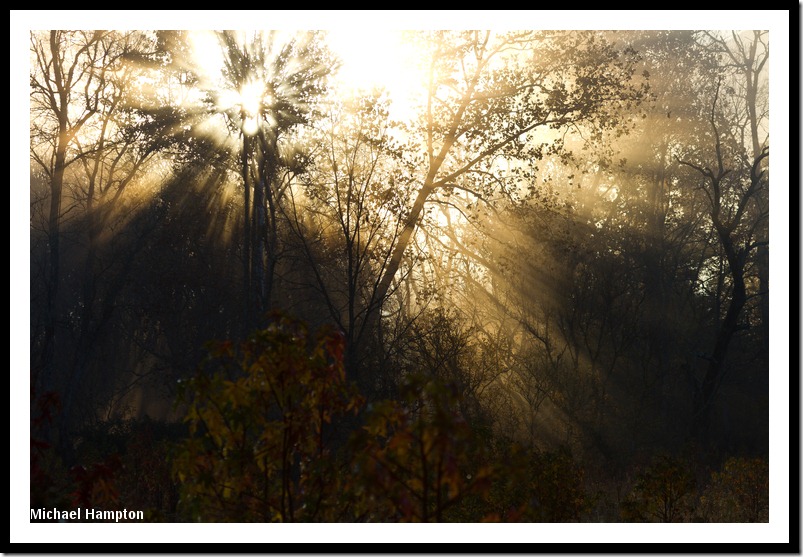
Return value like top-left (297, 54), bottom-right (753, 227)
top-left (678, 80), bottom-right (768, 441)
top-left (212, 31), bottom-right (334, 329)
top-left (283, 93), bottom-right (415, 392)
top-left (31, 30), bottom-right (115, 394)
top-left (30, 30), bottom-right (177, 448)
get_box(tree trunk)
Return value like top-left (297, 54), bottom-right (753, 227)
top-left (691, 221), bottom-right (748, 441)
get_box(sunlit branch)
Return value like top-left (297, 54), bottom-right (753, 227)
top-left (427, 198), bottom-right (473, 225)
top-left (431, 115), bottom-right (570, 189)
top-left (421, 217), bottom-right (501, 281)
top-left (457, 170), bottom-right (514, 209)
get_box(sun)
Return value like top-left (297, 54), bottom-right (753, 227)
top-left (215, 80), bottom-right (269, 136)
top-left (185, 29), bottom-right (426, 139)
top-left (187, 31), bottom-right (281, 138)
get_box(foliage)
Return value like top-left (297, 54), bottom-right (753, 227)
top-left (31, 390), bottom-right (179, 521)
top-left (349, 373), bottom-right (492, 522)
top-left (478, 443), bottom-right (589, 522)
top-left (69, 454), bottom-right (122, 510)
top-left (172, 312), bottom-right (363, 521)
top-left (172, 320), bottom-right (505, 522)
top-left (620, 455), bottom-right (696, 522)
top-left (118, 421), bottom-right (181, 519)
top-left (74, 419), bottom-right (182, 521)
top-left (30, 391), bottom-right (72, 512)
top-left (696, 456), bottom-right (769, 522)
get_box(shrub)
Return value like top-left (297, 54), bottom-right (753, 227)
top-left (697, 456), bottom-right (769, 522)
top-left (621, 455), bottom-right (696, 522)
top-left (172, 313), bottom-right (362, 522)
top-left (482, 443), bottom-right (589, 522)
top-left (348, 374), bottom-right (491, 522)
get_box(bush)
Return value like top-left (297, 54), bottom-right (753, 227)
top-left (696, 456), bottom-right (768, 522)
top-left (348, 374), bottom-right (492, 522)
top-left (172, 313), bottom-right (362, 522)
top-left (30, 391), bottom-right (72, 514)
top-left (481, 443), bottom-right (589, 522)
top-left (620, 455), bottom-right (696, 522)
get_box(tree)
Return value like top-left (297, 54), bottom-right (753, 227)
top-left (283, 92), bottom-right (416, 391)
top-left (349, 373), bottom-right (491, 522)
top-left (31, 30), bottom-right (116, 393)
top-left (30, 30), bottom-right (172, 446)
top-left (678, 78), bottom-right (769, 441)
top-left (212, 31), bottom-right (334, 328)
top-left (505, 32), bottom-right (718, 459)
top-left (461, 30), bottom-right (769, 461)
top-left (697, 455), bottom-right (769, 522)
top-left (621, 454), bottom-right (696, 522)
top-left (698, 30), bottom-right (770, 338)
top-left (173, 313), bottom-right (362, 522)
top-left (369, 30), bottom-right (649, 319)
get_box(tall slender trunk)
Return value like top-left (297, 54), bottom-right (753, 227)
top-left (367, 35), bottom-right (477, 325)
top-left (644, 142), bottom-right (670, 381)
top-left (680, 82), bottom-right (768, 442)
top-left (241, 134), bottom-right (252, 335)
top-left (691, 219), bottom-right (748, 441)
top-left (256, 130), bottom-right (280, 316)
top-left (252, 152), bottom-right (266, 317)
top-left (756, 242), bottom-right (769, 342)
top-left (38, 31), bottom-right (71, 392)
top-left (373, 183), bottom-right (434, 313)
top-left (264, 172), bottom-right (277, 311)
top-left (38, 142), bottom-right (67, 395)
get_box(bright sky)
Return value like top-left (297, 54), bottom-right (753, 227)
top-left (326, 28), bottom-right (420, 101)
top-left (188, 27), bottom-right (424, 124)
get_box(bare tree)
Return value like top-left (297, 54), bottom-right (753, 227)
top-left (31, 30), bottom-right (173, 444)
top-left (285, 94), bottom-right (414, 388)
top-left (678, 76), bottom-right (769, 440)
top-left (31, 30), bottom-right (111, 392)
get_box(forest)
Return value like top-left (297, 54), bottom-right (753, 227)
top-left (26, 26), bottom-right (776, 525)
